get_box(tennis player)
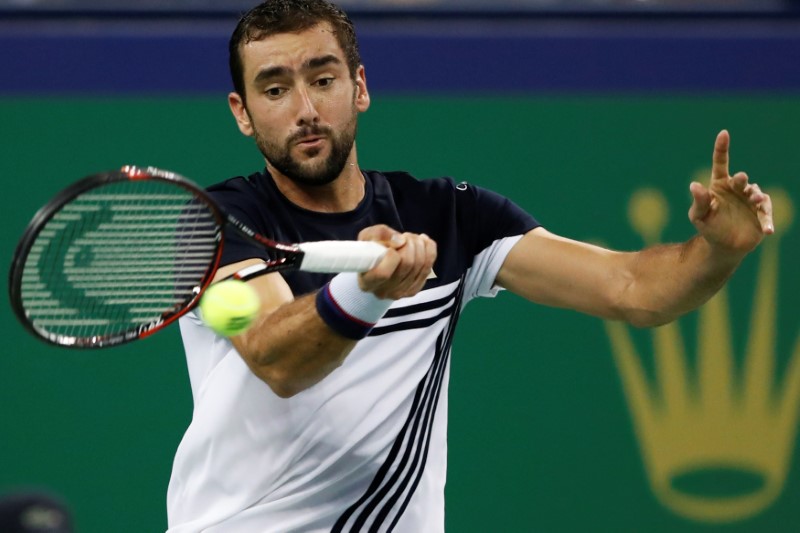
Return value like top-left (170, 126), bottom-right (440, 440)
top-left (166, 1), bottom-right (774, 531)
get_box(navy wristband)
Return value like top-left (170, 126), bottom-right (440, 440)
top-left (315, 274), bottom-right (393, 340)
top-left (316, 283), bottom-right (374, 340)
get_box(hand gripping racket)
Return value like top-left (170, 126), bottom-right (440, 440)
top-left (8, 166), bottom-right (387, 348)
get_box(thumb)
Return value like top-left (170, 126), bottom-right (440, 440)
top-left (688, 181), bottom-right (711, 223)
top-left (358, 224), bottom-right (406, 248)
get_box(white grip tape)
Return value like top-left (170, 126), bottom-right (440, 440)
top-left (297, 240), bottom-right (387, 273)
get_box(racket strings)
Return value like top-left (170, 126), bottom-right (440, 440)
top-left (20, 179), bottom-right (219, 343)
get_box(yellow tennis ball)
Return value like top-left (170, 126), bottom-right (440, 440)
top-left (199, 279), bottom-right (260, 337)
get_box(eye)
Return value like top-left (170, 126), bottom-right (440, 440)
top-left (314, 77), bottom-right (334, 88)
top-left (265, 86), bottom-right (286, 98)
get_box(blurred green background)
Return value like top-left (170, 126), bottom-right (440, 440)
top-left (1, 95), bottom-right (798, 531)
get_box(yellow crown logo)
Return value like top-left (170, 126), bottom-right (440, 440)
top-left (604, 180), bottom-right (800, 523)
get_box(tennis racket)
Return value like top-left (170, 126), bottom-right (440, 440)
top-left (8, 165), bottom-right (387, 349)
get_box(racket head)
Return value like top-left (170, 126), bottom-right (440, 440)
top-left (8, 167), bottom-right (224, 348)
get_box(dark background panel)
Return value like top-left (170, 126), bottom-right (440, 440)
top-left (1, 17), bottom-right (799, 95)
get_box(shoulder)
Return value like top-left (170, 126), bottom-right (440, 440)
top-left (370, 170), bottom-right (513, 202)
top-left (366, 169), bottom-right (465, 204)
top-left (205, 171), bottom-right (274, 217)
top-left (377, 170), bottom-right (458, 191)
top-left (206, 171), bottom-right (265, 198)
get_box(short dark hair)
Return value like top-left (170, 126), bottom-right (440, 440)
top-left (229, 0), bottom-right (361, 98)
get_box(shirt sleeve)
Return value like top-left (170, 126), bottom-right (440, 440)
top-left (472, 184), bottom-right (540, 249)
top-left (455, 181), bottom-right (540, 259)
top-left (456, 182), bottom-right (540, 300)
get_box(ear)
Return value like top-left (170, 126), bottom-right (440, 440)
top-left (228, 92), bottom-right (254, 137)
top-left (354, 65), bottom-right (370, 113)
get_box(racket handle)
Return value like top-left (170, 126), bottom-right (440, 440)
top-left (297, 241), bottom-right (387, 273)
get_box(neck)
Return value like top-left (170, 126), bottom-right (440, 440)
top-left (268, 152), bottom-right (365, 213)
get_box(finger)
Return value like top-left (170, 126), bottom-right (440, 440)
top-left (743, 181), bottom-right (763, 201)
top-left (403, 237), bottom-right (428, 294)
top-left (364, 247), bottom-right (401, 281)
top-left (406, 233), bottom-right (433, 283)
top-left (401, 235), bottom-right (437, 296)
top-left (393, 233), bottom-right (439, 296)
top-left (738, 181), bottom-right (774, 234)
top-left (751, 187), bottom-right (775, 234)
top-left (711, 129), bottom-right (731, 181)
top-left (420, 234), bottom-right (438, 281)
top-left (366, 233), bottom-right (439, 299)
top-left (410, 234), bottom-right (435, 286)
top-left (743, 182), bottom-right (772, 209)
top-left (387, 233), bottom-right (406, 249)
top-left (358, 224), bottom-right (405, 248)
top-left (730, 171), bottom-right (749, 194)
top-left (390, 233), bottom-right (421, 286)
top-left (688, 181), bottom-right (711, 222)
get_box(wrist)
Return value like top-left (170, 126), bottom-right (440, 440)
top-left (316, 273), bottom-right (394, 340)
top-left (695, 234), bottom-right (747, 267)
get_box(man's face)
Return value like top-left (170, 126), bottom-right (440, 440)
top-left (231, 23), bottom-right (369, 186)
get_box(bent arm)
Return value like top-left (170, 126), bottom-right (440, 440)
top-left (496, 227), bottom-right (743, 328)
top-left (210, 227), bottom-right (436, 398)
top-left (216, 260), bottom-right (357, 398)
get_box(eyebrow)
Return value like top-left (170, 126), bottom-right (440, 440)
top-left (305, 54), bottom-right (341, 71)
top-left (253, 54), bottom-right (343, 84)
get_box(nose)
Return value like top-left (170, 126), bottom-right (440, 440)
top-left (295, 86), bottom-right (320, 126)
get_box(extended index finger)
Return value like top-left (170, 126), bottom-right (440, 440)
top-left (711, 129), bottom-right (731, 181)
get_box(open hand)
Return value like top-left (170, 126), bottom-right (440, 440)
top-left (688, 130), bottom-right (774, 255)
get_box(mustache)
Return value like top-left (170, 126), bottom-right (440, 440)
top-left (288, 124), bottom-right (332, 143)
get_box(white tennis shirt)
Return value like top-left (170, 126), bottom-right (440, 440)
top-left (166, 170), bottom-right (539, 532)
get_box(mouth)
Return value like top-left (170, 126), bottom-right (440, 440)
top-left (295, 135), bottom-right (325, 149)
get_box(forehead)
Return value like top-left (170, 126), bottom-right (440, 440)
top-left (239, 22), bottom-right (345, 77)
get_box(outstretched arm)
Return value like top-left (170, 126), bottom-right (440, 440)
top-left (496, 130), bottom-right (774, 327)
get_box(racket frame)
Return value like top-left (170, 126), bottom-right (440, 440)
top-left (8, 166), bottom-right (301, 349)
